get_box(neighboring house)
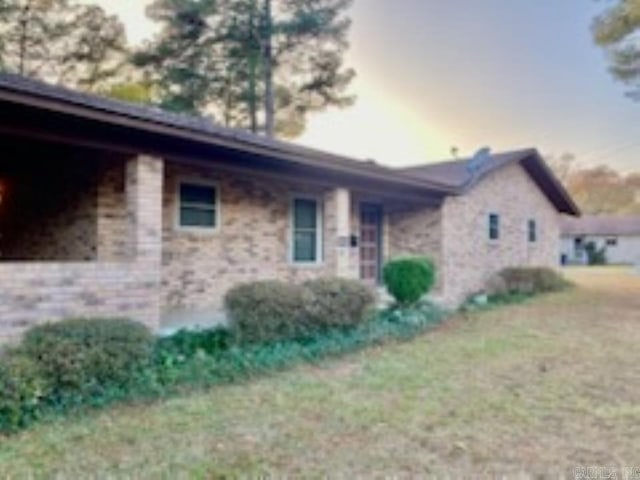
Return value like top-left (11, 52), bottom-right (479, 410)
top-left (560, 215), bottom-right (640, 265)
top-left (0, 74), bottom-right (579, 341)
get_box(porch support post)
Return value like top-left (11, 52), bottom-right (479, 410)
top-left (125, 155), bottom-right (164, 328)
top-left (126, 155), bottom-right (163, 263)
top-left (326, 187), bottom-right (357, 279)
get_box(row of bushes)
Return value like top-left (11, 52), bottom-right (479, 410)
top-left (1, 261), bottom-right (566, 433)
top-left (0, 258), bottom-right (440, 434)
top-left (0, 305), bottom-right (445, 433)
top-left (224, 257), bottom-right (436, 344)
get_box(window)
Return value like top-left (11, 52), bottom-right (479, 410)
top-left (606, 237), bottom-right (618, 247)
top-left (178, 180), bottom-right (218, 229)
top-left (291, 197), bottom-right (322, 263)
top-left (528, 219), bottom-right (537, 243)
top-left (488, 213), bottom-right (500, 240)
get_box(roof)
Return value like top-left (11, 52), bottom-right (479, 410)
top-left (0, 73), bottom-right (455, 198)
top-left (560, 215), bottom-right (640, 236)
top-left (400, 149), bottom-right (580, 215)
top-left (401, 149), bottom-right (533, 187)
top-left (0, 73), bottom-right (580, 215)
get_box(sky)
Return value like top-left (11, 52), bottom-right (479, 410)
top-left (89, 0), bottom-right (640, 173)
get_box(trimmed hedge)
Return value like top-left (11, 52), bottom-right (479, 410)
top-left (383, 257), bottom-right (436, 305)
top-left (487, 267), bottom-right (570, 297)
top-left (303, 278), bottom-right (377, 330)
top-left (225, 281), bottom-right (315, 343)
top-left (22, 318), bottom-right (154, 397)
top-left (224, 278), bottom-right (377, 343)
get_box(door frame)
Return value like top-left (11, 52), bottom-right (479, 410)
top-left (359, 202), bottom-right (384, 284)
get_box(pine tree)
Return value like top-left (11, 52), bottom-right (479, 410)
top-left (0, 0), bottom-right (128, 91)
top-left (593, 0), bottom-right (640, 100)
top-left (261, 0), bottom-right (356, 137)
top-left (134, 0), bottom-right (258, 127)
top-left (138, 0), bottom-right (355, 138)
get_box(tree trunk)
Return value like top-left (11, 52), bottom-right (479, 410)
top-left (262, 0), bottom-right (274, 137)
top-left (248, 51), bottom-right (258, 133)
top-left (248, 0), bottom-right (258, 133)
top-left (18, 2), bottom-right (32, 75)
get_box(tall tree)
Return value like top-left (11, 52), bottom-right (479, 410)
top-left (137, 0), bottom-right (355, 138)
top-left (134, 0), bottom-right (257, 126)
top-left (0, 0), bottom-right (128, 91)
top-left (260, 0), bottom-right (356, 137)
top-left (593, 0), bottom-right (640, 100)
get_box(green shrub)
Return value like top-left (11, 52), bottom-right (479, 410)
top-left (1, 298), bottom-right (447, 434)
top-left (383, 257), bottom-right (436, 305)
top-left (532, 268), bottom-right (571, 292)
top-left (303, 278), bottom-right (376, 330)
top-left (225, 281), bottom-right (314, 344)
top-left (488, 267), bottom-right (570, 297)
top-left (22, 318), bottom-right (154, 396)
top-left (160, 301), bottom-right (445, 390)
top-left (585, 241), bottom-right (607, 265)
top-left (225, 278), bottom-right (378, 344)
top-left (0, 353), bottom-right (49, 432)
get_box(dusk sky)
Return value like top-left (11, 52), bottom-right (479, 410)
top-left (92, 0), bottom-right (640, 172)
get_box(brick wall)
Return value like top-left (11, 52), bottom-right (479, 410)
top-left (0, 153), bottom-right (562, 340)
top-left (0, 262), bottom-right (160, 343)
top-left (161, 162), bottom-right (354, 326)
top-left (383, 163), bottom-right (559, 307)
top-left (439, 162), bottom-right (560, 306)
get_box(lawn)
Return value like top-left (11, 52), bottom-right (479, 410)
top-left (1, 267), bottom-right (639, 477)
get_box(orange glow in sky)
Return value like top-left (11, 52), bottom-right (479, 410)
top-left (87, 0), bottom-right (640, 173)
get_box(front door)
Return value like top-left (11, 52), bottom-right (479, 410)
top-left (360, 203), bottom-right (382, 283)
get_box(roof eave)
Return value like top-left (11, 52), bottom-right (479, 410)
top-left (0, 81), bottom-right (456, 197)
top-left (523, 150), bottom-right (581, 216)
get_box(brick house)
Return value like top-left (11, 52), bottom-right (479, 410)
top-left (0, 74), bottom-right (579, 341)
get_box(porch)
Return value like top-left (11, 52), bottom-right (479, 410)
top-left (0, 134), bottom-right (163, 342)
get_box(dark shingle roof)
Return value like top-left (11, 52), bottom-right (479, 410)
top-left (560, 215), bottom-right (640, 236)
top-left (0, 73), bottom-right (455, 194)
top-left (399, 149), bottom-right (580, 215)
top-left (400, 149), bottom-right (535, 188)
top-left (0, 73), bottom-right (580, 215)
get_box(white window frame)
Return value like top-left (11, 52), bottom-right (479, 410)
top-left (289, 194), bottom-right (324, 266)
top-left (176, 177), bottom-right (220, 233)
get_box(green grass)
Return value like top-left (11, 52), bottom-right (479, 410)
top-left (1, 267), bottom-right (640, 477)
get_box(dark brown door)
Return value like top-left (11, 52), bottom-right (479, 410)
top-left (360, 204), bottom-right (382, 283)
